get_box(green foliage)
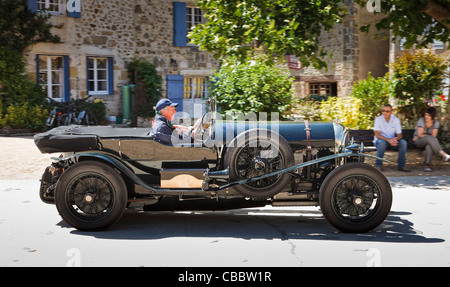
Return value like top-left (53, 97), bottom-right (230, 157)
top-left (0, 103), bottom-right (49, 130)
top-left (355, 0), bottom-right (450, 49)
top-left (352, 72), bottom-right (391, 128)
top-left (190, 0), bottom-right (346, 70)
top-left (71, 98), bottom-right (107, 125)
top-left (0, 46), bottom-right (50, 130)
top-left (390, 50), bottom-right (447, 124)
top-left (291, 100), bottom-right (322, 122)
top-left (211, 56), bottom-right (294, 118)
top-left (0, 0), bottom-right (60, 130)
top-left (128, 59), bottom-right (163, 118)
top-left (0, 0), bottom-right (60, 53)
top-left (88, 99), bottom-right (107, 125)
top-left (320, 96), bottom-right (368, 129)
top-left (0, 47), bottom-right (47, 111)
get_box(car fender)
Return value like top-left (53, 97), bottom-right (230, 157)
top-left (53, 152), bottom-right (155, 191)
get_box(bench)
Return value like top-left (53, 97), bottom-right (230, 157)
top-left (347, 129), bottom-right (440, 166)
top-left (348, 129), bottom-right (417, 150)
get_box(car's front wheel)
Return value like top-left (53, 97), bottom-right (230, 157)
top-left (54, 161), bottom-right (127, 231)
top-left (319, 162), bottom-right (392, 233)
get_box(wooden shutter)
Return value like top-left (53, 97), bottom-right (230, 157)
top-left (167, 75), bottom-right (184, 112)
top-left (173, 2), bottom-right (187, 47)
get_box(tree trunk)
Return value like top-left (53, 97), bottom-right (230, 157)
top-left (443, 85), bottom-right (450, 141)
top-left (423, 0), bottom-right (450, 140)
top-left (423, 0), bottom-right (450, 31)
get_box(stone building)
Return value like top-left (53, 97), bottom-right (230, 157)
top-left (291, 0), bottom-right (390, 100)
top-left (24, 0), bottom-right (390, 121)
top-left (25, 0), bottom-right (219, 120)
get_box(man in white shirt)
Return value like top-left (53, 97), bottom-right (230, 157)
top-left (373, 104), bottom-right (411, 172)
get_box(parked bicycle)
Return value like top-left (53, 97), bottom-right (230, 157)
top-left (46, 95), bottom-right (98, 128)
top-left (46, 98), bottom-right (70, 128)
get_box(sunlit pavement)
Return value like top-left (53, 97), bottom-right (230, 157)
top-left (0, 176), bottom-right (449, 267)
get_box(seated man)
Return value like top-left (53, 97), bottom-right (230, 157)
top-left (373, 104), bottom-right (411, 172)
top-left (149, 98), bottom-right (200, 145)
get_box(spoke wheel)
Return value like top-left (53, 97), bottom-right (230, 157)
top-left (68, 173), bottom-right (115, 220)
top-left (55, 161), bottom-right (127, 231)
top-left (225, 129), bottom-right (294, 198)
top-left (234, 141), bottom-right (285, 189)
top-left (320, 162), bottom-right (392, 233)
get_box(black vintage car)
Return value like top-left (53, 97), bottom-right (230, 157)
top-left (34, 101), bottom-right (392, 233)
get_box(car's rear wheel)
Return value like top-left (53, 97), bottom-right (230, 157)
top-left (319, 162), bottom-right (392, 233)
top-left (54, 161), bottom-right (127, 231)
top-left (224, 129), bottom-right (295, 198)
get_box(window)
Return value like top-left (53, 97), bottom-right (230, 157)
top-left (186, 7), bottom-right (204, 44)
top-left (37, 0), bottom-right (64, 14)
top-left (87, 57), bottom-right (113, 95)
top-left (173, 2), bottom-right (204, 47)
top-left (309, 83), bottom-right (337, 97)
top-left (184, 77), bottom-right (209, 99)
top-left (310, 83), bottom-right (331, 96)
top-left (37, 55), bottom-right (68, 102)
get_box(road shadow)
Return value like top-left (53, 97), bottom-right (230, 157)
top-left (66, 208), bottom-right (444, 243)
top-left (387, 176), bottom-right (450, 190)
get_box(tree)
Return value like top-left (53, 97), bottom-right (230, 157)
top-left (355, 0), bottom-right (450, 139)
top-left (0, 0), bottom-right (60, 130)
top-left (390, 50), bottom-right (447, 126)
top-left (355, 0), bottom-right (450, 49)
top-left (190, 0), bottom-right (346, 70)
top-left (0, 0), bottom-right (60, 53)
top-left (352, 72), bottom-right (391, 128)
top-left (211, 56), bottom-right (294, 118)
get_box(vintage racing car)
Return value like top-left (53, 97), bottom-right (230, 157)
top-left (34, 101), bottom-right (392, 233)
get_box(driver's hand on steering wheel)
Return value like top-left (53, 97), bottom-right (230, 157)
top-left (191, 117), bottom-right (203, 138)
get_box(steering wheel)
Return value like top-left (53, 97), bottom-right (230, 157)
top-left (192, 112), bottom-right (212, 142)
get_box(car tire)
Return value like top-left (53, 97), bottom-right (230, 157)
top-left (54, 161), bottom-right (127, 231)
top-left (224, 129), bottom-right (295, 198)
top-left (319, 162), bottom-right (392, 233)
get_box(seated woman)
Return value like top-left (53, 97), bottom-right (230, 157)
top-left (412, 107), bottom-right (450, 172)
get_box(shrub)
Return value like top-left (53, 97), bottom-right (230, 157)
top-left (291, 100), bottom-right (322, 122)
top-left (211, 56), bottom-right (294, 119)
top-left (320, 96), bottom-right (370, 129)
top-left (390, 50), bottom-right (447, 125)
top-left (128, 59), bottom-right (162, 118)
top-left (0, 47), bottom-right (48, 112)
top-left (0, 103), bottom-right (49, 130)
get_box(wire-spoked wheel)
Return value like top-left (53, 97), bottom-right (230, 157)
top-left (54, 161), bottom-right (127, 231)
top-left (224, 129), bottom-right (295, 198)
top-left (319, 162), bottom-right (392, 233)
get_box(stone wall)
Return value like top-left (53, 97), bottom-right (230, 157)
top-left (24, 0), bottom-right (219, 117)
top-left (23, 0), bottom-right (390, 117)
top-left (290, 0), bottom-right (389, 99)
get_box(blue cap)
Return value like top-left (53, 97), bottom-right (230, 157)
top-left (155, 98), bottom-right (178, 112)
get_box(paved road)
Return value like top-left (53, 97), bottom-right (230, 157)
top-left (1, 176), bottom-right (449, 267)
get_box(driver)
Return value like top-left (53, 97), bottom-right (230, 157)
top-left (149, 98), bottom-right (201, 145)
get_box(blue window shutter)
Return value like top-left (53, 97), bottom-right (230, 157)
top-left (27, 0), bottom-right (38, 12)
top-left (67, 0), bottom-right (82, 18)
top-left (108, 57), bottom-right (114, 94)
top-left (35, 54), bottom-right (41, 84)
top-left (63, 56), bottom-right (71, 102)
top-left (173, 2), bottom-right (186, 47)
top-left (167, 75), bottom-right (184, 112)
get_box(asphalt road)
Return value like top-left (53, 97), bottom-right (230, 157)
top-left (1, 176), bottom-right (449, 267)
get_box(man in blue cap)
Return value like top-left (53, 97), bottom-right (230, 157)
top-left (149, 98), bottom-right (200, 144)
